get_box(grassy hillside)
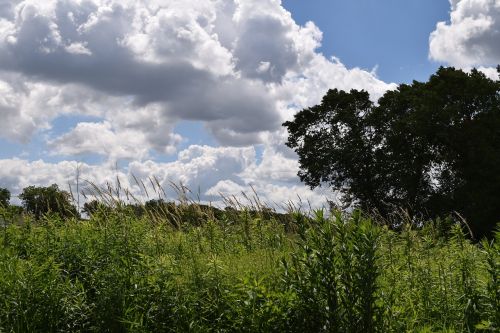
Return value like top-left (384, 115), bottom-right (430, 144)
top-left (0, 204), bottom-right (498, 332)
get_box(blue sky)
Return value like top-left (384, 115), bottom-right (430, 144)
top-left (179, 0), bottom-right (452, 167)
top-left (0, 0), bottom-right (498, 206)
top-left (283, 0), bottom-right (451, 83)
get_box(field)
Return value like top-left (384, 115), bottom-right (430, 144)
top-left (0, 201), bottom-right (498, 332)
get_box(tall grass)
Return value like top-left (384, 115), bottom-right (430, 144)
top-left (0, 190), bottom-right (498, 332)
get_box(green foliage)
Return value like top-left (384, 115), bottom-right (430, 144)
top-left (0, 204), bottom-right (498, 332)
top-left (282, 210), bottom-right (381, 332)
top-left (283, 66), bottom-right (500, 238)
top-left (0, 187), bottom-right (10, 207)
top-left (19, 184), bottom-right (79, 220)
top-left (82, 199), bottom-right (110, 217)
top-left (480, 228), bottom-right (500, 331)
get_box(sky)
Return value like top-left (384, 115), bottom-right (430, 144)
top-left (0, 0), bottom-right (499, 208)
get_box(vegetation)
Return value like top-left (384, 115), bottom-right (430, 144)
top-left (18, 184), bottom-right (79, 220)
top-left (0, 188), bottom-right (10, 208)
top-left (0, 66), bottom-right (499, 331)
top-left (284, 67), bottom-right (500, 239)
top-left (0, 198), bottom-right (498, 332)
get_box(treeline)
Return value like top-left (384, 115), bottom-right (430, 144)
top-left (0, 183), bottom-right (493, 243)
top-left (0, 185), bottom-right (78, 220)
top-left (0, 184), bottom-right (292, 230)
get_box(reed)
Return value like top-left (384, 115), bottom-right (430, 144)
top-left (0, 183), bottom-right (497, 332)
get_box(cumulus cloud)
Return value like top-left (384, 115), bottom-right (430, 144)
top-left (128, 145), bottom-right (256, 197)
top-left (0, 0), bottom-right (396, 208)
top-left (430, 0), bottom-right (500, 69)
top-left (241, 146), bottom-right (299, 184)
top-left (233, 15), bottom-right (298, 83)
top-left (48, 121), bottom-right (181, 160)
top-left (0, 0), bottom-right (392, 148)
top-left (0, 144), bottom-right (329, 209)
top-left (0, 74), bottom-right (113, 142)
top-left (126, 144), bottom-right (331, 209)
top-left (0, 158), bottom-right (117, 198)
top-left (0, 0), bottom-right (282, 146)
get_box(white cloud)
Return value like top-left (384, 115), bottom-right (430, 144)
top-left (0, 143), bottom-right (330, 210)
top-left (241, 146), bottom-right (299, 184)
top-left (0, 0), bottom-right (392, 147)
top-left (430, 0), bottom-right (500, 69)
top-left (0, 158), bottom-right (118, 197)
top-left (128, 145), bottom-right (256, 196)
top-left (0, 0), bottom-right (397, 209)
top-left (206, 180), bottom-right (328, 210)
top-left (0, 0), bottom-right (282, 146)
top-left (65, 42), bottom-right (92, 55)
top-left (127, 144), bottom-right (329, 209)
top-left (49, 121), bottom-right (170, 160)
top-left (477, 65), bottom-right (500, 79)
top-left (0, 74), bottom-right (114, 142)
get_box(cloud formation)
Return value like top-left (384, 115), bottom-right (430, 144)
top-left (0, 0), bottom-right (396, 207)
top-left (430, 0), bottom-right (500, 69)
top-left (0, 145), bottom-right (328, 209)
top-left (48, 121), bottom-right (182, 160)
top-left (0, 0), bottom-right (392, 147)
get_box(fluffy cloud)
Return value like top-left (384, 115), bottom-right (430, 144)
top-left (0, 0), bottom-right (392, 148)
top-left (48, 121), bottom-right (181, 160)
top-left (0, 144), bottom-right (329, 209)
top-left (0, 158), bottom-right (117, 198)
top-left (128, 145), bottom-right (256, 199)
top-left (0, 75), bottom-right (110, 142)
top-left (430, 0), bottom-right (500, 69)
top-left (0, 0), bottom-right (280, 146)
top-left (0, 0), bottom-right (396, 208)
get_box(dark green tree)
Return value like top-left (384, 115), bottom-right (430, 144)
top-left (82, 200), bottom-right (111, 217)
top-left (0, 188), bottom-right (10, 207)
top-left (284, 66), bottom-right (500, 238)
top-left (19, 184), bottom-right (79, 219)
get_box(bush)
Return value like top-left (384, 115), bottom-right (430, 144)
top-left (0, 203), bottom-right (497, 332)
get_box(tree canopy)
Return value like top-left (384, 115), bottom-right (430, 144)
top-left (19, 184), bottom-right (79, 219)
top-left (0, 188), bottom-right (10, 207)
top-left (283, 66), bottom-right (500, 238)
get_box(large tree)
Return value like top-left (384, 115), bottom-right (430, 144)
top-left (284, 67), bottom-right (500, 238)
top-left (19, 184), bottom-right (79, 219)
top-left (0, 188), bottom-right (10, 207)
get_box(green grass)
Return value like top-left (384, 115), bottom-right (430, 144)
top-left (0, 204), bottom-right (498, 332)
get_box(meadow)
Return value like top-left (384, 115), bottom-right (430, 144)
top-left (0, 197), bottom-right (498, 332)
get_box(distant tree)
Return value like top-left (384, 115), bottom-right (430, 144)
top-left (284, 66), bottom-right (500, 238)
top-left (144, 199), bottom-right (169, 212)
top-left (19, 184), bottom-right (79, 219)
top-left (0, 188), bottom-right (10, 207)
top-left (82, 200), bottom-right (110, 217)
